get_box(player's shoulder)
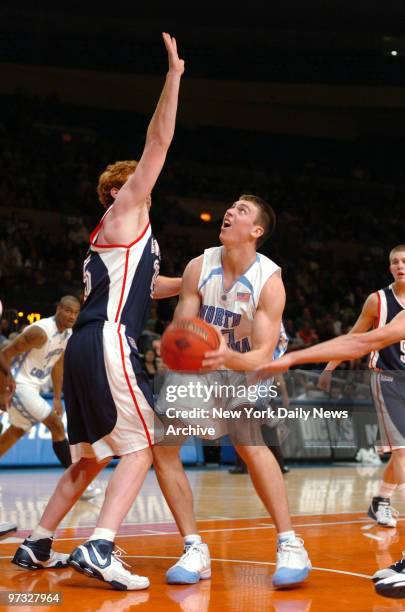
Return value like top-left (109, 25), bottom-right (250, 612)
top-left (364, 291), bottom-right (381, 307)
top-left (183, 255), bottom-right (204, 283)
top-left (202, 246), bottom-right (222, 263)
top-left (256, 251), bottom-right (280, 270)
top-left (31, 316), bottom-right (55, 331)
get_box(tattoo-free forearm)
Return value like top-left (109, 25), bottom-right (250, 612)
top-left (146, 72), bottom-right (182, 148)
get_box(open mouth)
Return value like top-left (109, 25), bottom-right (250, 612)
top-left (222, 219), bottom-right (232, 228)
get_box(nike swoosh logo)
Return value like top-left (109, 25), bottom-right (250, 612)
top-left (90, 543), bottom-right (108, 567)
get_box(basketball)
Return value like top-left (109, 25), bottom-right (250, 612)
top-left (161, 317), bottom-right (220, 371)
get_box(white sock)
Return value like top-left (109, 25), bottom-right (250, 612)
top-left (89, 528), bottom-right (116, 543)
top-left (278, 530), bottom-right (296, 544)
top-left (377, 482), bottom-right (397, 499)
top-left (184, 534), bottom-right (202, 546)
top-left (28, 526), bottom-right (54, 541)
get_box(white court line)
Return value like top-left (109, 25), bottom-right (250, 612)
top-left (10, 510), bottom-right (383, 533)
top-left (0, 517), bottom-right (377, 545)
top-left (0, 552), bottom-right (372, 579)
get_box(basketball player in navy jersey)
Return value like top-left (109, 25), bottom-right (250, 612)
top-left (12, 33), bottom-right (184, 590)
top-left (153, 195), bottom-right (311, 588)
top-left (318, 245), bottom-right (405, 529)
top-left (254, 304), bottom-right (405, 599)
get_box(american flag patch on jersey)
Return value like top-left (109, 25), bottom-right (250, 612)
top-left (236, 292), bottom-right (250, 302)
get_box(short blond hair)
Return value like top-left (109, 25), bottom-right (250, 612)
top-left (389, 245), bottom-right (405, 262)
top-left (97, 160), bottom-right (138, 208)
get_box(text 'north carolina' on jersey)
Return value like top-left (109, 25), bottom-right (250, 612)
top-left (11, 316), bottom-right (71, 388)
top-left (76, 210), bottom-right (160, 341)
top-left (198, 246), bottom-right (288, 357)
top-left (369, 284), bottom-right (405, 370)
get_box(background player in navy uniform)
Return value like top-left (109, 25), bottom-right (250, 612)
top-left (153, 196), bottom-right (311, 588)
top-left (255, 304), bottom-right (405, 599)
top-left (318, 245), bottom-right (405, 528)
top-left (12, 32), bottom-right (184, 591)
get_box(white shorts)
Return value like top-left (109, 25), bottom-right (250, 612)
top-left (9, 384), bottom-right (52, 432)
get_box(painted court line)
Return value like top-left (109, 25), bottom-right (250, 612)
top-left (0, 552), bottom-right (372, 579)
top-left (0, 516), bottom-right (377, 545)
top-left (121, 555), bottom-right (373, 580)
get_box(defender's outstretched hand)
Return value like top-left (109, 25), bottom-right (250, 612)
top-left (163, 32), bottom-right (185, 75)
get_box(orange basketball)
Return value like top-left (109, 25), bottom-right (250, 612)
top-left (161, 317), bottom-right (220, 371)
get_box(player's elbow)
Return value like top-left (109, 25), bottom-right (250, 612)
top-left (146, 133), bottom-right (172, 151)
top-left (349, 334), bottom-right (373, 359)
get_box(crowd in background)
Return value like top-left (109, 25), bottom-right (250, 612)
top-left (1, 94), bottom-right (405, 382)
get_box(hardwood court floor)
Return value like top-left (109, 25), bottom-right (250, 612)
top-left (0, 465), bottom-right (405, 611)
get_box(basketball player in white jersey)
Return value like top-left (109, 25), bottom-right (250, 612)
top-left (0, 298), bottom-right (17, 540)
top-left (0, 296), bottom-right (80, 469)
top-left (153, 195), bottom-right (311, 588)
top-left (12, 33), bottom-right (184, 591)
top-left (254, 306), bottom-right (405, 599)
top-left (318, 245), bottom-right (405, 529)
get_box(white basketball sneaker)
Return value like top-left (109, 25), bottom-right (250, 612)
top-left (68, 539), bottom-right (149, 591)
top-left (272, 536), bottom-right (311, 587)
top-left (166, 542), bottom-right (211, 584)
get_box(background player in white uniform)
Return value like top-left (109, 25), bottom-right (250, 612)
top-left (0, 298), bottom-right (17, 540)
top-left (255, 306), bottom-right (405, 599)
top-left (153, 195), bottom-right (311, 588)
top-left (1, 296), bottom-right (80, 469)
top-left (12, 33), bottom-right (184, 591)
top-left (318, 245), bottom-right (405, 528)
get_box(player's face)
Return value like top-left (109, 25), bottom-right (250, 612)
top-left (390, 251), bottom-right (405, 282)
top-left (56, 301), bottom-right (80, 329)
top-left (220, 200), bottom-right (262, 246)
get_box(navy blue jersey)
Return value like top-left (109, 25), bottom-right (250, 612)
top-left (369, 284), bottom-right (405, 371)
top-left (75, 210), bottom-right (160, 342)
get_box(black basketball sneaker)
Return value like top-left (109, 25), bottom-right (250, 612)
top-left (12, 538), bottom-right (69, 569)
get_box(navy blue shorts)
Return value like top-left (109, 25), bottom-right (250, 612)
top-left (64, 323), bottom-right (158, 462)
top-left (371, 371), bottom-right (405, 450)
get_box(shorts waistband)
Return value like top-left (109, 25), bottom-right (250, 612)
top-left (74, 321), bottom-right (137, 346)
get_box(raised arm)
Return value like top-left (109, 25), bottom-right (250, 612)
top-left (111, 34), bottom-right (184, 217)
top-left (203, 271), bottom-right (286, 371)
top-left (256, 310), bottom-right (405, 377)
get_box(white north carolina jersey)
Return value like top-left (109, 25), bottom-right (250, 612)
top-left (11, 316), bottom-right (71, 389)
top-left (198, 246), bottom-right (288, 357)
